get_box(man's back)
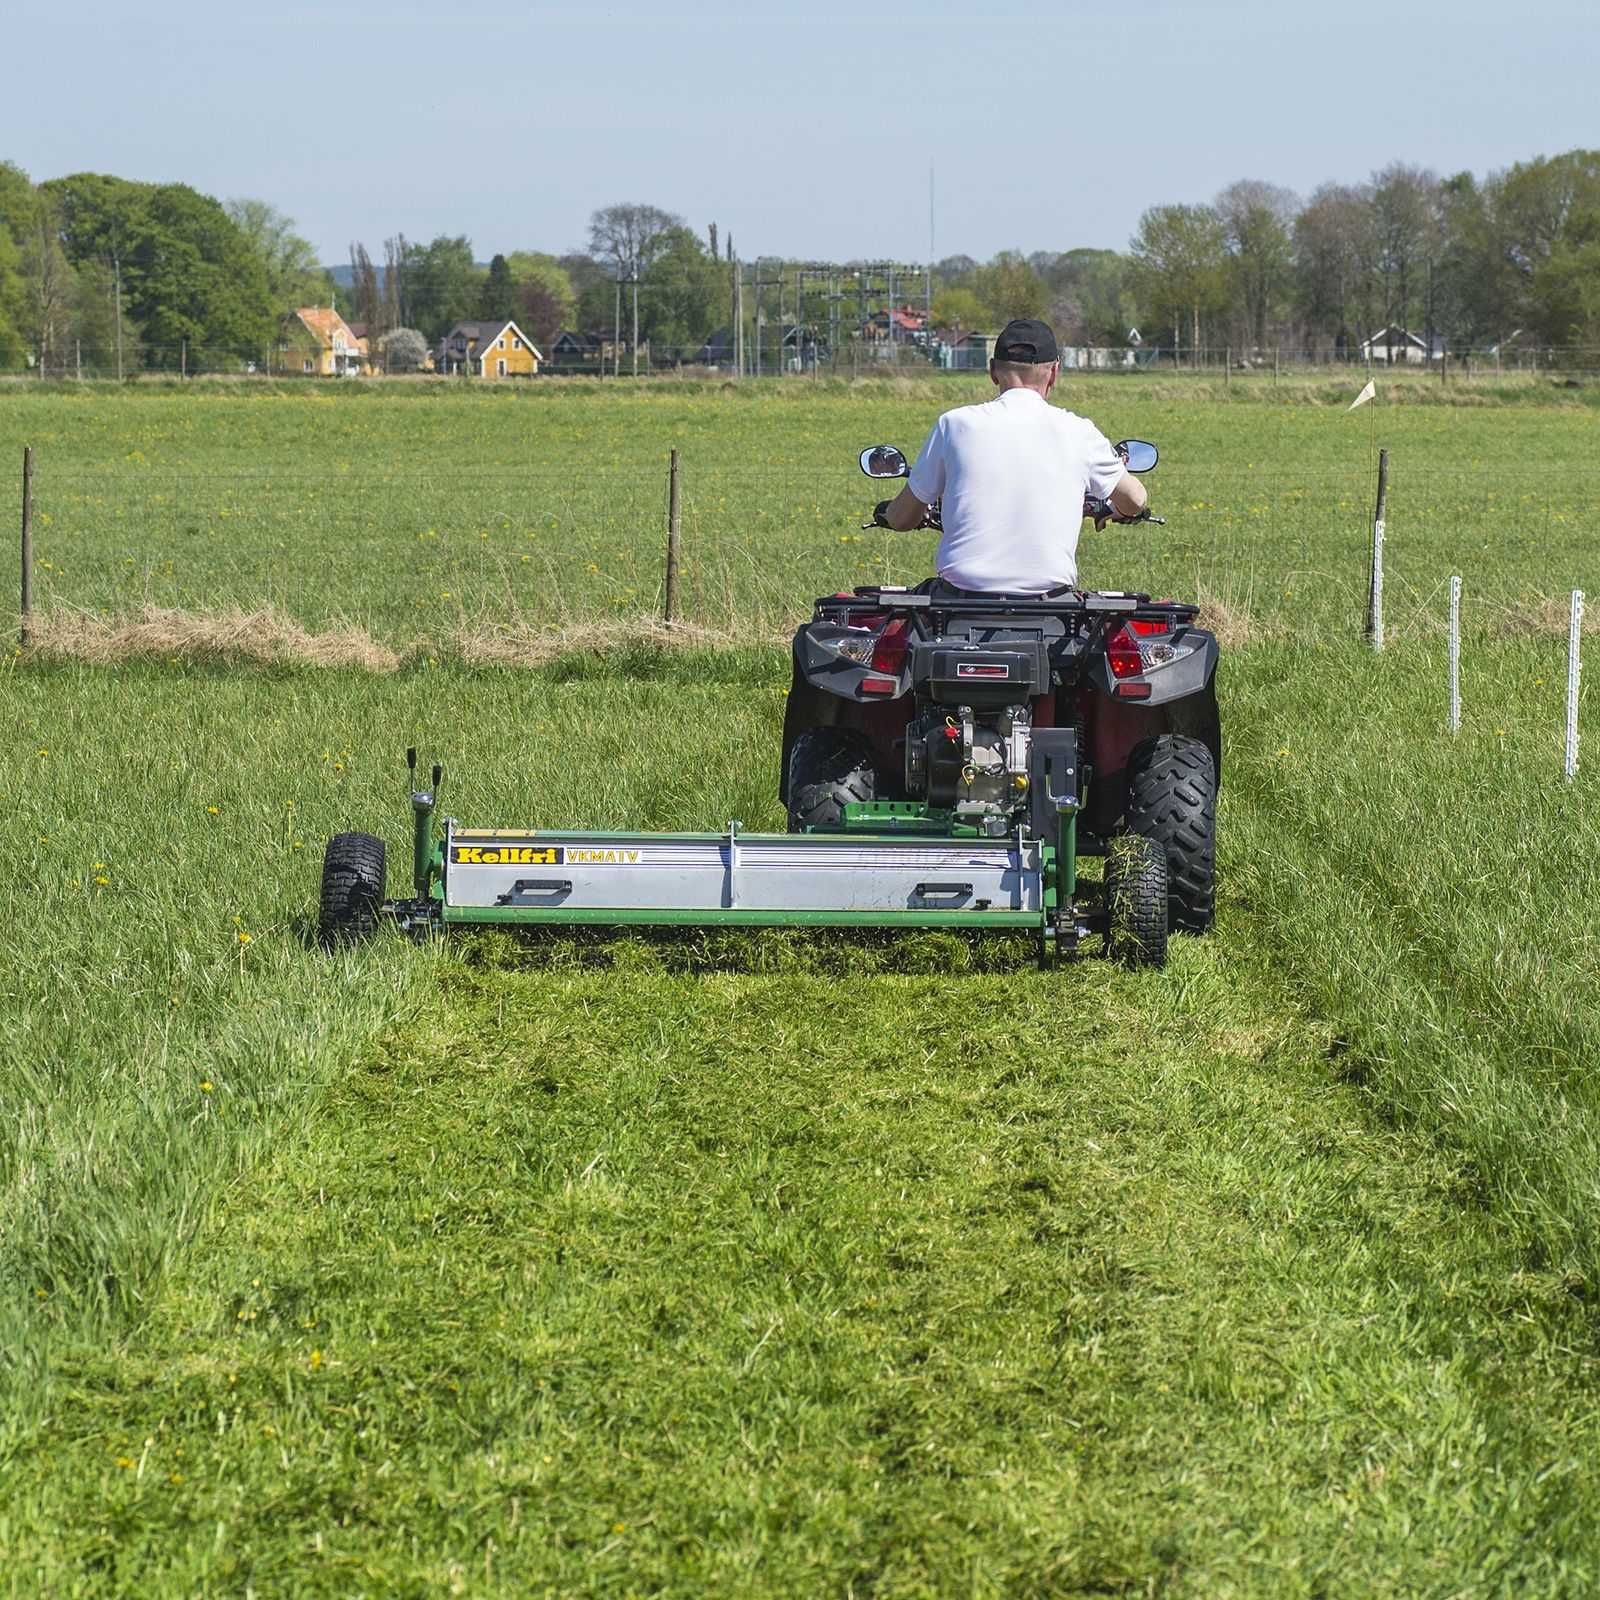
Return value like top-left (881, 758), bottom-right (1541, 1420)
top-left (907, 388), bottom-right (1124, 593)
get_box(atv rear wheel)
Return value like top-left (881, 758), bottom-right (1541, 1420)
top-left (1124, 734), bottom-right (1216, 933)
top-left (786, 728), bottom-right (877, 832)
top-left (320, 832), bottom-right (387, 946)
top-left (1104, 833), bottom-right (1168, 968)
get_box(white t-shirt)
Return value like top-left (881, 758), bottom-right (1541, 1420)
top-left (906, 388), bottom-right (1125, 592)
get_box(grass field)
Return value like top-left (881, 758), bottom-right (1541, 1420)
top-left (3, 373), bottom-right (1598, 648)
top-left (3, 379), bottom-right (1599, 1595)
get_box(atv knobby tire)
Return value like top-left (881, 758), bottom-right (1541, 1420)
top-left (787, 728), bottom-right (877, 832)
top-left (320, 832), bottom-right (387, 947)
top-left (1104, 833), bottom-right (1169, 968)
top-left (1124, 734), bottom-right (1216, 933)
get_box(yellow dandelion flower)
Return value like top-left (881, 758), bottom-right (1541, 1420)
top-left (94, 874), bottom-right (109, 886)
top-left (206, 805), bottom-right (219, 815)
top-left (237, 931), bottom-right (251, 945)
top-left (309, 1350), bottom-right (323, 1371)
top-left (199, 1080), bottom-right (213, 1093)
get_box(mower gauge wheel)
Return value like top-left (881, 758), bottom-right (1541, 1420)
top-left (1103, 833), bottom-right (1168, 968)
top-left (320, 831), bottom-right (388, 947)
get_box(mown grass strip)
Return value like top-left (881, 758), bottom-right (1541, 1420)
top-left (10, 930), bottom-right (1600, 1596)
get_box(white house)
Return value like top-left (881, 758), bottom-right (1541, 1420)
top-left (1360, 326), bottom-right (1445, 365)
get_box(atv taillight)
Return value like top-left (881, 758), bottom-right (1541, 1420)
top-left (1108, 618), bottom-right (1192, 681)
top-left (1106, 625), bottom-right (1145, 679)
top-left (871, 617), bottom-right (910, 675)
top-left (861, 675), bottom-right (897, 695)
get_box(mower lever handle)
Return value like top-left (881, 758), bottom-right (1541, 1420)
top-left (497, 878), bottom-right (573, 905)
top-left (912, 881), bottom-right (973, 904)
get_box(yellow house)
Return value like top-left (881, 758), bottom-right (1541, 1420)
top-left (277, 307), bottom-right (368, 376)
top-left (436, 318), bottom-right (542, 378)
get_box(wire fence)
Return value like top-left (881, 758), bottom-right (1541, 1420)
top-left (5, 343), bottom-right (1600, 383)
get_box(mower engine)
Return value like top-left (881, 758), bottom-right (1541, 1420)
top-left (906, 705), bottom-right (1034, 823)
top-left (902, 637), bottom-right (1050, 828)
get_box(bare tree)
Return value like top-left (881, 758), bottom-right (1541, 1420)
top-left (1370, 163), bottom-right (1443, 356)
top-left (1214, 179), bottom-right (1299, 352)
top-left (22, 197), bottom-right (74, 373)
top-left (1293, 183), bottom-right (1379, 354)
top-left (586, 203), bottom-right (682, 281)
top-left (349, 241), bottom-right (382, 333)
top-left (383, 235), bottom-right (406, 331)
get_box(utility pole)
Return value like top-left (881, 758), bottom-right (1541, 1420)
top-left (631, 274), bottom-right (639, 377)
top-left (113, 253), bottom-right (124, 381)
top-left (613, 277), bottom-right (621, 378)
top-left (734, 254), bottom-right (744, 378)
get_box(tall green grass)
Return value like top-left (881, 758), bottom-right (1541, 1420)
top-left (1226, 637), bottom-right (1600, 1276)
top-left (1, 383), bottom-right (1595, 645)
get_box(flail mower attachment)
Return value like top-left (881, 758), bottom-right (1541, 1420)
top-left (317, 742), bottom-right (1163, 969)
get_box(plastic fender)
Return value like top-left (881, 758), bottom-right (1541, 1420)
top-left (1088, 629), bottom-right (1219, 707)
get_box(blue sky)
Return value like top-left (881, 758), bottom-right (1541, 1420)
top-left (7, 0), bottom-right (1597, 266)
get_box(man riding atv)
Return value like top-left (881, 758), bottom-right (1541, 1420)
top-left (873, 317), bottom-right (1150, 587)
top-left (779, 315), bottom-right (1220, 953)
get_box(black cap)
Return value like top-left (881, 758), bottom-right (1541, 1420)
top-left (993, 318), bottom-right (1058, 364)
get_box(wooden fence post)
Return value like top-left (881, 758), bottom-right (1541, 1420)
top-left (664, 449), bottom-right (682, 625)
top-left (20, 446), bottom-right (33, 646)
top-left (1366, 448), bottom-right (1388, 649)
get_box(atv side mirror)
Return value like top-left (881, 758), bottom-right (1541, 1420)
top-left (860, 445), bottom-right (909, 479)
top-left (1117, 439), bottom-right (1159, 473)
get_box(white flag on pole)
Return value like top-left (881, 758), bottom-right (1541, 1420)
top-left (1348, 379), bottom-right (1376, 410)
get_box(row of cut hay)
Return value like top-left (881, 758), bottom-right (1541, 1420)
top-left (12, 603), bottom-right (786, 672)
top-left (14, 589), bottom-right (1584, 672)
top-left (19, 604), bottom-right (404, 671)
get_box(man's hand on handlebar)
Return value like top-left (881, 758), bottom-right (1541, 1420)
top-left (1084, 496), bottom-right (1165, 529)
top-left (870, 498), bottom-right (941, 530)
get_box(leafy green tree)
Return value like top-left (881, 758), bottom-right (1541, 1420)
top-left (227, 198), bottom-right (322, 315)
top-left (636, 227), bottom-right (724, 351)
top-left (1042, 250), bottom-right (1140, 346)
top-left (479, 253), bottom-right (516, 320)
top-left (971, 252), bottom-right (1047, 322)
top-left (42, 173), bottom-right (274, 367)
top-left (0, 161), bottom-right (33, 366)
top-left (1129, 204), bottom-right (1229, 356)
top-left (930, 286), bottom-right (990, 333)
top-left (400, 235), bottom-right (482, 341)
top-left (1479, 149), bottom-right (1600, 344)
top-left (506, 251), bottom-right (576, 331)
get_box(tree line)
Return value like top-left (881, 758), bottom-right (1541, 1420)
top-left (933, 152), bottom-right (1600, 357)
top-left (1, 150), bottom-right (1596, 374)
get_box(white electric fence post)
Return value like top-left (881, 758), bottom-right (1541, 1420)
top-left (1565, 589), bottom-right (1583, 781)
top-left (1448, 575), bottom-right (1461, 733)
top-left (1367, 448), bottom-right (1388, 650)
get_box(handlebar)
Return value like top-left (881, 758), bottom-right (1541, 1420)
top-left (866, 497), bottom-right (1163, 530)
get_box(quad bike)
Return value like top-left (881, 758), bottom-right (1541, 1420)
top-left (777, 439), bottom-right (1219, 966)
top-left (319, 442), bottom-right (1216, 971)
